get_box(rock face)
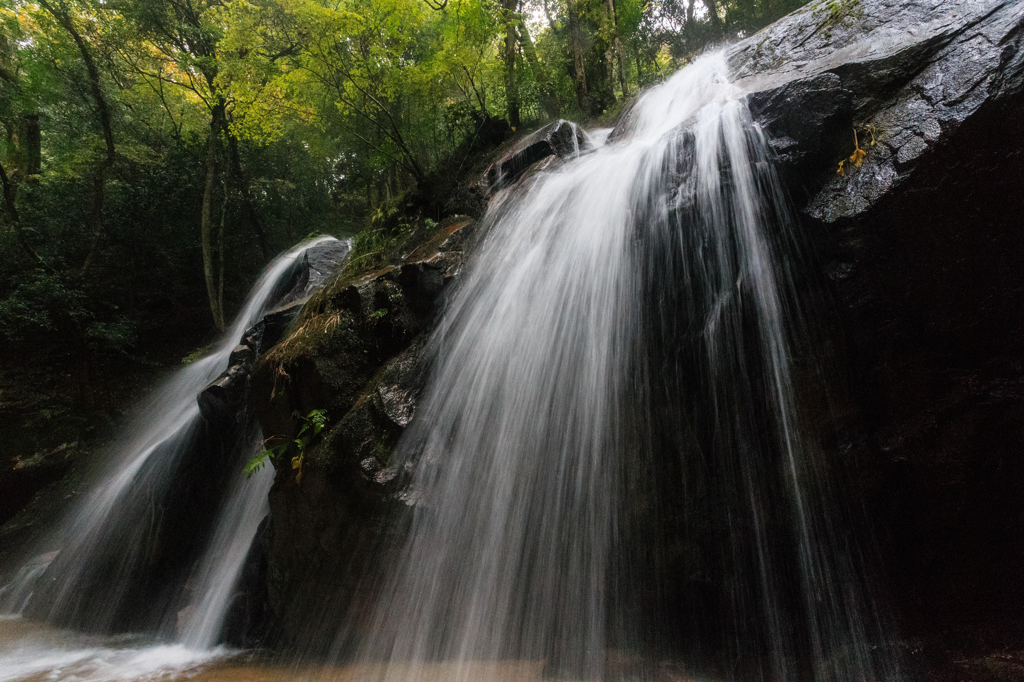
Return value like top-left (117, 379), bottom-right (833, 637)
top-left (249, 217), bottom-right (475, 653)
top-left (187, 238), bottom-right (353, 644)
top-left (731, 0), bottom-right (1024, 212)
top-left (483, 119), bottom-right (590, 192)
top-left (13, 238), bottom-right (351, 636)
top-left (248, 0), bottom-right (1023, 668)
top-left (723, 0), bottom-right (1024, 657)
top-left (199, 239), bottom-right (353, 436)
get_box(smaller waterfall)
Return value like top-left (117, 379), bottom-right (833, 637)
top-left (0, 236), bottom-right (349, 648)
top-left (178, 455), bottom-right (274, 649)
top-left (0, 552), bottom-right (56, 616)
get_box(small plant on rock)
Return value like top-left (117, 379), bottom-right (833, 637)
top-left (245, 409), bottom-right (329, 486)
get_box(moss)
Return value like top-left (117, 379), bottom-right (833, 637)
top-left (261, 212), bottom-right (468, 376)
top-left (812, 0), bottom-right (863, 34)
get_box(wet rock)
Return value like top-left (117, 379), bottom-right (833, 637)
top-left (221, 515), bottom-right (272, 647)
top-left (245, 1), bottom-right (1024, 661)
top-left (265, 238), bottom-right (353, 310)
top-left (722, 0), bottom-right (1024, 652)
top-left (260, 300), bottom-right (306, 351)
top-left (304, 239), bottom-right (354, 292)
top-left (198, 326), bottom-right (262, 432)
top-left (483, 119), bottom-right (589, 193)
top-left (728, 0), bottom-right (1024, 212)
top-left (250, 217), bottom-right (476, 653)
top-left (198, 240), bottom-right (352, 433)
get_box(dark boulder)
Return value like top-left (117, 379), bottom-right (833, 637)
top-left (262, 238), bottom-right (353, 313)
top-left (198, 238), bottom-right (353, 435)
top-left (720, 0), bottom-right (1024, 666)
top-left (244, 1), bottom-right (1024, 668)
top-left (197, 325), bottom-right (263, 433)
top-left (249, 217), bottom-right (476, 654)
top-left (729, 0), bottom-right (1024, 210)
top-left (221, 516), bottom-right (273, 647)
top-left (22, 238), bottom-right (352, 635)
top-left (483, 119), bottom-right (590, 193)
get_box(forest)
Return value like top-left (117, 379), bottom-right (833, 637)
top-left (3, 0), bottom-right (1024, 680)
top-left (0, 0), bottom-right (807, 406)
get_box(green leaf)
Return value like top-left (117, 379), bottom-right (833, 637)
top-left (244, 451), bottom-right (271, 478)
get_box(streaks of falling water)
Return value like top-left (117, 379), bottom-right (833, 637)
top-left (0, 236), bottom-right (344, 643)
top-left (178, 443), bottom-right (274, 649)
top-left (356, 53), bottom-right (896, 682)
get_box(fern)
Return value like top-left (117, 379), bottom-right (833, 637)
top-left (245, 409), bottom-right (330, 484)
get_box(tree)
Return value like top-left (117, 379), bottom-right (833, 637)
top-left (0, 0), bottom-right (815, 407)
top-left (501, 0), bottom-right (521, 128)
top-left (113, 0), bottom-right (239, 330)
top-left (37, 0), bottom-right (117, 277)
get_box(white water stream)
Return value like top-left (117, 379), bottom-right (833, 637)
top-left (355, 53), bottom-right (894, 681)
top-left (0, 237), bottom-right (348, 681)
top-left (0, 50), bottom-right (896, 682)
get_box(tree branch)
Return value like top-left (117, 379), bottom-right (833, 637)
top-left (38, 0), bottom-right (116, 278)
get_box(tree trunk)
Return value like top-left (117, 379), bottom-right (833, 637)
top-left (201, 108), bottom-right (226, 332)
top-left (38, 1), bottom-right (115, 278)
top-left (38, 1), bottom-right (116, 278)
top-left (502, 0), bottom-right (521, 128)
top-left (567, 0), bottom-right (590, 115)
top-left (2, 158), bottom-right (47, 267)
top-left (517, 21), bottom-right (560, 118)
top-left (0, 161), bottom-right (18, 225)
top-left (24, 114), bottom-right (41, 176)
top-left (218, 180), bottom-right (226, 327)
top-left (703, 0), bottom-right (722, 32)
top-left (80, 172), bottom-right (106, 276)
top-left (227, 134), bottom-right (268, 260)
top-left (607, 0), bottom-right (628, 97)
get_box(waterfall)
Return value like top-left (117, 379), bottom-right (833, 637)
top-left (177, 441), bottom-right (274, 650)
top-left (0, 236), bottom-right (347, 648)
top-left (357, 53), bottom-right (895, 681)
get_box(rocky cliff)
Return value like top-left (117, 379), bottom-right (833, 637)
top-left (247, 0), bottom-right (1024, 674)
top-left (730, 1), bottom-right (1024, 673)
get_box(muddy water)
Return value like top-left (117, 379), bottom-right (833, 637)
top-left (186, 660), bottom-right (548, 682)
top-left (0, 617), bottom-right (228, 682)
top-left (0, 618), bottom-right (550, 682)
top-left (0, 617), bottom-right (701, 681)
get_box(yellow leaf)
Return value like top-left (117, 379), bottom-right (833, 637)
top-left (291, 455), bottom-right (302, 469)
top-left (836, 160), bottom-right (845, 177)
top-left (849, 147), bottom-right (866, 166)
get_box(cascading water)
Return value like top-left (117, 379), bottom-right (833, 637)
top-left (0, 52), bottom-right (900, 682)
top-left (355, 53), bottom-right (896, 681)
top-left (177, 436), bottom-right (274, 650)
top-left (0, 236), bottom-right (349, 679)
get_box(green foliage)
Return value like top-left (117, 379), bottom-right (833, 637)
top-left (84, 318), bottom-right (138, 354)
top-left (347, 222), bottom-right (414, 268)
top-left (245, 408), bottom-right (329, 483)
top-left (0, 0), bottom-right (814, 413)
top-left (0, 271), bottom-right (89, 342)
top-left (181, 347), bottom-right (211, 365)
